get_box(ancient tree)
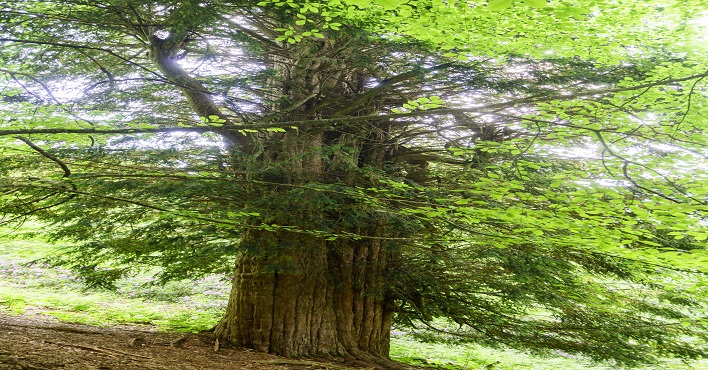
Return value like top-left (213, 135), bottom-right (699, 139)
top-left (2, 0), bottom-right (708, 367)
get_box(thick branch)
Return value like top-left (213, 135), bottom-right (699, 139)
top-left (147, 35), bottom-right (253, 152)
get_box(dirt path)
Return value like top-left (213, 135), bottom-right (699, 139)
top-left (0, 312), bottom-right (369, 370)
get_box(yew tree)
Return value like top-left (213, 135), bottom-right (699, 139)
top-left (2, 0), bottom-right (708, 367)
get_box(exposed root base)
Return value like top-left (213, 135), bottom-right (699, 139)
top-left (216, 341), bottom-right (412, 370)
top-left (255, 355), bottom-right (412, 370)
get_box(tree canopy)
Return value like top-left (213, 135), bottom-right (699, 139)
top-left (2, 0), bottom-right (708, 367)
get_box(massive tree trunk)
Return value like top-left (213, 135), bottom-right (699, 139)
top-left (214, 231), bottom-right (394, 360)
top-left (213, 129), bottom-right (398, 362)
top-left (209, 59), bottom-right (401, 361)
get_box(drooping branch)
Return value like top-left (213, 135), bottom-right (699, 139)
top-left (332, 63), bottom-right (455, 117)
top-left (591, 130), bottom-right (705, 205)
top-left (75, 49), bottom-right (116, 86)
top-left (0, 181), bottom-right (463, 243)
top-left (3, 137), bottom-right (78, 223)
top-left (0, 9), bottom-right (160, 29)
top-left (0, 68), bottom-right (63, 105)
top-left (14, 136), bottom-right (71, 177)
top-left (0, 38), bottom-right (160, 78)
top-left (0, 127), bottom-right (213, 136)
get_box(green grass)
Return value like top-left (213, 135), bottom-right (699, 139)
top-left (388, 335), bottom-right (708, 369)
top-left (1, 226), bottom-right (707, 369)
top-left (0, 292), bottom-right (27, 315)
top-left (0, 226), bottom-right (225, 332)
top-left (0, 274), bottom-right (221, 331)
top-left (389, 336), bottom-right (606, 369)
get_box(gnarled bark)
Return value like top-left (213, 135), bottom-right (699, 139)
top-left (214, 230), bottom-right (395, 363)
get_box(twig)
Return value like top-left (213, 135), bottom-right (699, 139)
top-left (42, 340), bottom-right (152, 359)
top-left (170, 335), bottom-right (188, 347)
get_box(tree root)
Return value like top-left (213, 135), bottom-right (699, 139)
top-left (42, 340), bottom-right (152, 360)
top-left (256, 359), bottom-right (369, 369)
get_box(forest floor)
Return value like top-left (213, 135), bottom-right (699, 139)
top-left (0, 311), bottom-right (368, 370)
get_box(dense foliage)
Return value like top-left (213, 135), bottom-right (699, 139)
top-left (2, 0), bottom-right (708, 366)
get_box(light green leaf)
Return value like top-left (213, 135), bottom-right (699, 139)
top-left (375, 0), bottom-right (405, 10)
top-left (347, 0), bottom-right (370, 8)
top-left (488, 0), bottom-right (513, 11)
top-left (522, 0), bottom-right (547, 8)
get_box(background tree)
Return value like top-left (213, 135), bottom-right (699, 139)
top-left (2, 0), bottom-right (708, 367)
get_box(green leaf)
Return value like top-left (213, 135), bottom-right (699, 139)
top-left (375, 0), bottom-right (405, 10)
top-left (347, 0), bottom-right (370, 8)
top-left (522, 0), bottom-right (546, 8)
top-left (266, 127), bottom-right (287, 132)
top-left (488, 0), bottom-right (513, 11)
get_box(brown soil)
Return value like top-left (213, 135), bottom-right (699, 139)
top-left (0, 312), bottom-right (372, 370)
